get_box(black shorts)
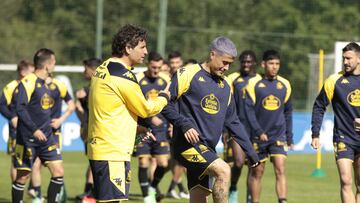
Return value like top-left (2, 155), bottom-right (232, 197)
top-left (175, 143), bottom-right (218, 192)
top-left (252, 139), bottom-right (288, 162)
top-left (333, 140), bottom-right (360, 161)
top-left (89, 160), bottom-right (131, 202)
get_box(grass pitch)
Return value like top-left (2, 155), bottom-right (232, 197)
top-left (0, 152), bottom-right (341, 203)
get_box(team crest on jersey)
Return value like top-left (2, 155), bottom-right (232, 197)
top-left (277, 82), bottom-right (284, 90)
top-left (201, 93), bottom-right (220, 114)
top-left (40, 93), bottom-right (54, 110)
top-left (262, 94), bottom-right (281, 110)
top-left (341, 78), bottom-right (349, 84)
top-left (146, 89), bottom-right (159, 100)
top-left (141, 80), bottom-right (148, 85)
top-left (258, 82), bottom-right (266, 88)
top-left (37, 83), bottom-right (42, 88)
top-left (347, 89), bottom-right (360, 106)
top-left (157, 78), bottom-right (164, 86)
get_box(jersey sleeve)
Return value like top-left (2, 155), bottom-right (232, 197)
top-left (224, 95), bottom-right (259, 165)
top-left (16, 83), bottom-right (38, 133)
top-left (161, 69), bottom-right (197, 133)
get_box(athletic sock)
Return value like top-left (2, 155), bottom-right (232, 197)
top-left (12, 182), bottom-right (25, 203)
top-left (151, 166), bottom-right (166, 188)
top-left (230, 165), bottom-right (241, 191)
top-left (177, 182), bottom-right (186, 193)
top-left (167, 180), bottom-right (177, 192)
top-left (47, 177), bottom-right (64, 202)
top-left (84, 183), bottom-right (93, 193)
top-left (138, 167), bottom-right (149, 197)
top-left (278, 198), bottom-right (287, 203)
top-left (33, 186), bottom-right (42, 198)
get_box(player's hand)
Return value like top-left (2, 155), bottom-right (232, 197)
top-left (167, 124), bottom-right (173, 138)
top-left (11, 116), bottom-right (18, 128)
top-left (33, 129), bottom-right (47, 142)
top-left (311, 137), bottom-right (320, 149)
top-left (259, 133), bottom-right (268, 142)
top-left (50, 118), bottom-right (62, 129)
top-left (184, 128), bottom-right (199, 144)
top-left (76, 88), bottom-right (87, 99)
top-left (151, 116), bottom-right (163, 126)
top-left (143, 130), bottom-right (156, 142)
top-left (354, 118), bottom-right (360, 131)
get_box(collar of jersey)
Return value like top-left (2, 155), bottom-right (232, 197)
top-left (109, 57), bottom-right (133, 70)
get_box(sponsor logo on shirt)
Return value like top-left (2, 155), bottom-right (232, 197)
top-left (201, 93), bottom-right (220, 114)
top-left (262, 94), bottom-right (281, 110)
top-left (41, 93), bottom-right (54, 110)
top-left (347, 89), bottom-right (360, 106)
top-left (146, 89), bottom-right (159, 100)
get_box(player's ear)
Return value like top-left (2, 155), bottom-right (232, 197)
top-left (261, 61), bottom-right (265, 69)
top-left (125, 44), bottom-right (132, 55)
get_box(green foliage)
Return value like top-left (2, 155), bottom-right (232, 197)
top-left (0, 0), bottom-right (359, 109)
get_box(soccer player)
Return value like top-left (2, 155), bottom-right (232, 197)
top-left (162, 36), bottom-right (259, 203)
top-left (225, 50), bottom-right (260, 203)
top-left (134, 51), bottom-right (171, 202)
top-left (75, 58), bottom-right (101, 201)
top-left (311, 42), bottom-right (360, 203)
top-left (12, 48), bottom-right (65, 203)
top-left (87, 24), bottom-right (170, 202)
top-left (245, 50), bottom-right (293, 203)
top-left (0, 60), bottom-right (34, 182)
top-left (168, 51), bottom-right (183, 76)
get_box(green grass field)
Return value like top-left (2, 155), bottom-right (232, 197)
top-left (0, 152), bottom-right (342, 203)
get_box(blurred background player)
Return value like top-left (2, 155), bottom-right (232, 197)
top-left (245, 50), bottom-right (293, 203)
top-left (311, 42), bottom-right (360, 203)
top-left (225, 50), bottom-right (260, 203)
top-left (166, 51), bottom-right (190, 199)
top-left (12, 48), bottom-right (65, 203)
top-left (87, 24), bottom-right (169, 202)
top-left (75, 58), bottom-right (101, 201)
top-left (183, 58), bottom-right (198, 67)
top-left (134, 51), bottom-right (171, 203)
top-left (0, 60), bottom-right (34, 183)
top-left (162, 36), bottom-right (259, 203)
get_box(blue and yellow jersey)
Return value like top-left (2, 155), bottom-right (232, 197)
top-left (162, 64), bottom-right (259, 164)
top-left (227, 72), bottom-right (261, 124)
top-left (245, 75), bottom-right (293, 144)
top-left (136, 72), bottom-right (169, 131)
top-left (0, 80), bottom-right (20, 138)
top-left (16, 73), bottom-right (54, 145)
top-left (49, 78), bottom-right (72, 120)
top-left (87, 57), bottom-right (169, 161)
top-left (312, 72), bottom-right (360, 144)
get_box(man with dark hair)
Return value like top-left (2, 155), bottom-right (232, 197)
top-left (87, 24), bottom-right (170, 202)
top-left (134, 51), bottom-right (170, 203)
top-left (162, 36), bottom-right (259, 203)
top-left (75, 58), bottom-right (102, 201)
top-left (168, 51), bottom-right (183, 76)
top-left (246, 50), bottom-right (293, 203)
top-left (225, 50), bottom-right (260, 203)
top-left (12, 48), bottom-right (65, 203)
top-left (0, 60), bottom-right (34, 183)
top-left (311, 42), bottom-right (360, 203)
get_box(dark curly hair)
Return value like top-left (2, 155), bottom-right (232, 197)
top-left (112, 24), bottom-right (147, 57)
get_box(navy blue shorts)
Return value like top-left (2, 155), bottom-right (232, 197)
top-left (52, 128), bottom-right (62, 150)
top-left (252, 139), bottom-right (288, 162)
top-left (13, 139), bottom-right (62, 171)
top-left (89, 160), bottom-right (131, 202)
top-left (175, 143), bottom-right (218, 192)
top-left (133, 130), bottom-right (170, 157)
top-left (333, 140), bottom-right (360, 161)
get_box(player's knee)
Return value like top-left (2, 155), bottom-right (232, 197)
top-left (251, 165), bottom-right (264, 179)
top-left (51, 165), bottom-right (64, 177)
top-left (340, 174), bottom-right (353, 187)
top-left (234, 158), bottom-right (245, 168)
top-left (157, 160), bottom-right (168, 168)
top-left (16, 170), bottom-right (31, 183)
top-left (274, 166), bottom-right (286, 177)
